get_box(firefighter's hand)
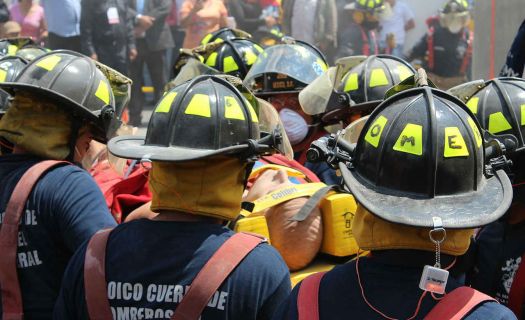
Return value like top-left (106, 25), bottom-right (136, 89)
top-left (129, 48), bottom-right (138, 61)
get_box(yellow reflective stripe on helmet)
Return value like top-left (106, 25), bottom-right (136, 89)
top-left (206, 52), bottom-right (218, 67)
top-left (488, 112), bottom-right (512, 134)
top-left (0, 69), bottom-right (7, 82)
top-left (248, 104), bottom-right (258, 123)
top-left (201, 33), bottom-right (213, 45)
top-left (368, 0), bottom-right (375, 8)
top-left (393, 123), bottom-right (423, 156)
top-left (364, 115), bottom-right (388, 148)
top-left (444, 127), bottom-right (469, 157)
top-left (249, 164), bottom-right (306, 181)
top-left (223, 56), bottom-right (239, 73)
top-left (244, 49), bottom-right (258, 66)
top-left (397, 66), bottom-right (412, 82)
top-left (35, 55), bottom-right (61, 71)
top-left (461, 0), bottom-right (468, 8)
top-left (185, 94), bottom-right (211, 117)
top-left (224, 96), bottom-right (245, 120)
top-left (94, 80), bottom-right (110, 104)
top-left (318, 58), bottom-right (328, 72)
top-left (369, 68), bottom-right (389, 87)
top-left (254, 44), bottom-right (264, 53)
top-left (155, 92), bottom-right (178, 113)
top-left (466, 97), bottom-right (479, 114)
top-left (7, 45), bottom-right (17, 55)
top-left (358, 0), bottom-right (366, 5)
top-left (521, 104), bottom-right (525, 126)
top-left (344, 73), bottom-right (359, 92)
top-left (214, 38), bottom-right (224, 43)
top-left (250, 182), bottom-right (327, 213)
top-left (467, 117), bottom-right (482, 148)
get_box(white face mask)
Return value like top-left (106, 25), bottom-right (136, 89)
top-left (279, 108), bottom-right (309, 146)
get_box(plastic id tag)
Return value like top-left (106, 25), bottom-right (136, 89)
top-left (419, 265), bottom-right (449, 294)
top-left (107, 7), bottom-right (120, 25)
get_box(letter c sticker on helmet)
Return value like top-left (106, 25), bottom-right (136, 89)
top-left (467, 117), bottom-right (482, 148)
top-left (369, 68), bottom-right (389, 88)
top-left (224, 96), bottom-right (245, 120)
top-left (94, 80), bottom-right (111, 105)
top-left (488, 112), bottom-right (512, 134)
top-left (155, 92), bottom-right (178, 113)
top-left (393, 123), bottom-right (423, 156)
top-left (364, 115), bottom-right (388, 147)
top-left (185, 94), bottom-right (212, 117)
top-left (444, 127), bottom-right (469, 157)
top-left (466, 97), bottom-right (479, 114)
top-left (35, 55), bottom-right (61, 71)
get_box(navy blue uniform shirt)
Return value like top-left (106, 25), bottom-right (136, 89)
top-left (54, 219), bottom-right (291, 319)
top-left (0, 154), bottom-right (117, 319)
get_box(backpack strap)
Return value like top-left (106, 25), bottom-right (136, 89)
top-left (424, 286), bottom-right (497, 320)
top-left (0, 160), bottom-right (68, 320)
top-left (508, 252), bottom-right (525, 318)
top-left (171, 232), bottom-right (265, 320)
top-left (84, 228), bottom-right (114, 320)
top-left (297, 272), bottom-right (327, 320)
top-left (427, 26), bottom-right (435, 71)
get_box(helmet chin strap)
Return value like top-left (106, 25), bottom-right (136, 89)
top-left (66, 117), bottom-right (81, 162)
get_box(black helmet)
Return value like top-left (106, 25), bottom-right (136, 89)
top-left (109, 75), bottom-right (280, 162)
top-left (204, 38), bottom-right (264, 79)
top-left (341, 86), bottom-right (512, 228)
top-left (0, 50), bottom-right (116, 142)
top-left (0, 56), bottom-right (28, 114)
top-left (345, 0), bottom-right (385, 12)
top-left (441, 0), bottom-right (469, 14)
top-left (15, 45), bottom-right (49, 61)
top-left (439, 0), bottom-right (470, 33)
top-left (200, 28), bottom-right (252, 46)
top-left (0, 38), bottom-right (35, 57)
top-left (244, 41), bottom-right (328, 96)
top-left (339, 54), bottom-right (416, 110)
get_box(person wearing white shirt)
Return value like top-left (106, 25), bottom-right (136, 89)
top-left (378, 0), bottom-right (414, 57)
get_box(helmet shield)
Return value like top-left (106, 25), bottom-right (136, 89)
top-left (244, 44), bottom-right (328, 94)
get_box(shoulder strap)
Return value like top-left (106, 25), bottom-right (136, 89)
top-left (171, 232), bottom-right (265, 320)
top-left (424, 286), bottom-right (497, 320)
top-left (289, 185), bottom-right (340, 222)
top-left (84, 228), bottom-right (114, 320)
top-left (427, 26), bottom-right (435, 70)
top-left (297, 272), bottom-right (327, 320)
top-left (508, 252), bottom-right (525, 318)
top-left (0, 160), bottom-right (67, 320)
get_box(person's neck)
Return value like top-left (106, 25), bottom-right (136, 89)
top-left (19, 2), bottom-right (32, 13)
top-left (153, 210), bottom-right (224, 224)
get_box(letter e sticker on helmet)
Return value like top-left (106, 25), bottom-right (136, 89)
top-left (155, 92), bottom-right (178, 113)
top-left (488, 112), bottom-right (512, 134)
top-left (444, 127), bottom-right (469, 157)
top-left (467, 117), bottom-right (482, 148)
top-left (364, 115), bottom-right (388, 148)
top-left (393, 123), bottom-right (423, 156)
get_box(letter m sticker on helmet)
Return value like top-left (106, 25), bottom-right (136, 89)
top-left (444, 127), bottom-right (469, 158)
top-left (35, 55), bottom-right (61, 71)
top-left (364, 115), bottom-right (388, 148)
top-left (393, 123), bottom-right (423, 156)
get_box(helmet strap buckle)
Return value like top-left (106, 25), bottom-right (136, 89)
top-left (419, 217), bottom-right (449, 294)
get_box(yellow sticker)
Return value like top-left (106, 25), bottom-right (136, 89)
top-left (444, 127), bottom-right (469, 158)
top-left (223, 56), bottom-right (239, 73)
top-left (521, 104), bottom-right (525, 126)
top-left (467, 117), bottom-right (482, 148)
top-left (368, 0), bottom-right (374, 8)
top-left (369, 68), bottom-right (389, 88)
top-left (7, 45), bottom-right (17, 55)
top-left (224, 96), bottom-right (245, 120)
top-left (213, 38), bottom-right (224, 44)
top-left (244, 49), bottom-right (258, 66)
top-left (364, 115), bottom-right (388, 148)
top-left (206, 52), bottom-right (218, 67)
top-left (0, 69), bottom-right (7, 82)
top-left (393, 123), bottom-right (423, 156)
top-left (248, 104), bottom-right (259, 123)
top-left (397, 66), bottom-right (412, 82)
top-left (94, 80), bottom-right (110, 104)
top-left (317, 58), bottom-right (328, 71)
top-left (488, 112), bottom-right (512, 134)
top-left (344, 73), bottom-right (359, 92)
top-left (155, 92), bottom-right (177, 113)
top-left (254, 45), bottom-right (264, 53)
top-left (466, 97), bottom-right (479, 114)
top-left (185, 94), bottom-right (211, 117)
top-left (201, 34), bottom-right (213, 45)
top-left (35, 55), bottom-right (62, 71)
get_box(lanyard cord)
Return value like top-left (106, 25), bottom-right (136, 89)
top-left (355, 253), bottom-right (458, 320)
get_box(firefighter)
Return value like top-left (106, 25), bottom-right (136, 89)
top-left (274, 73), bottom-right (517, 319)
top-left (0, 50), bottom-right (117, 319)
top-left (335, 0), bottom-right (384, 60)
top-left (53, 75), bottom-right (291, 319)
top-left (407, 0), bottom-right (473, 90)
top-left (500, 19), bottom-right (525, 78)
top-left (451, 77), bottom-right (525, 318)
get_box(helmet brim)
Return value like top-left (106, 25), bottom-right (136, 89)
top-left (108, 135), bottom-right (252, 162)
top-left (341, 164), bottom-right (512, 229)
